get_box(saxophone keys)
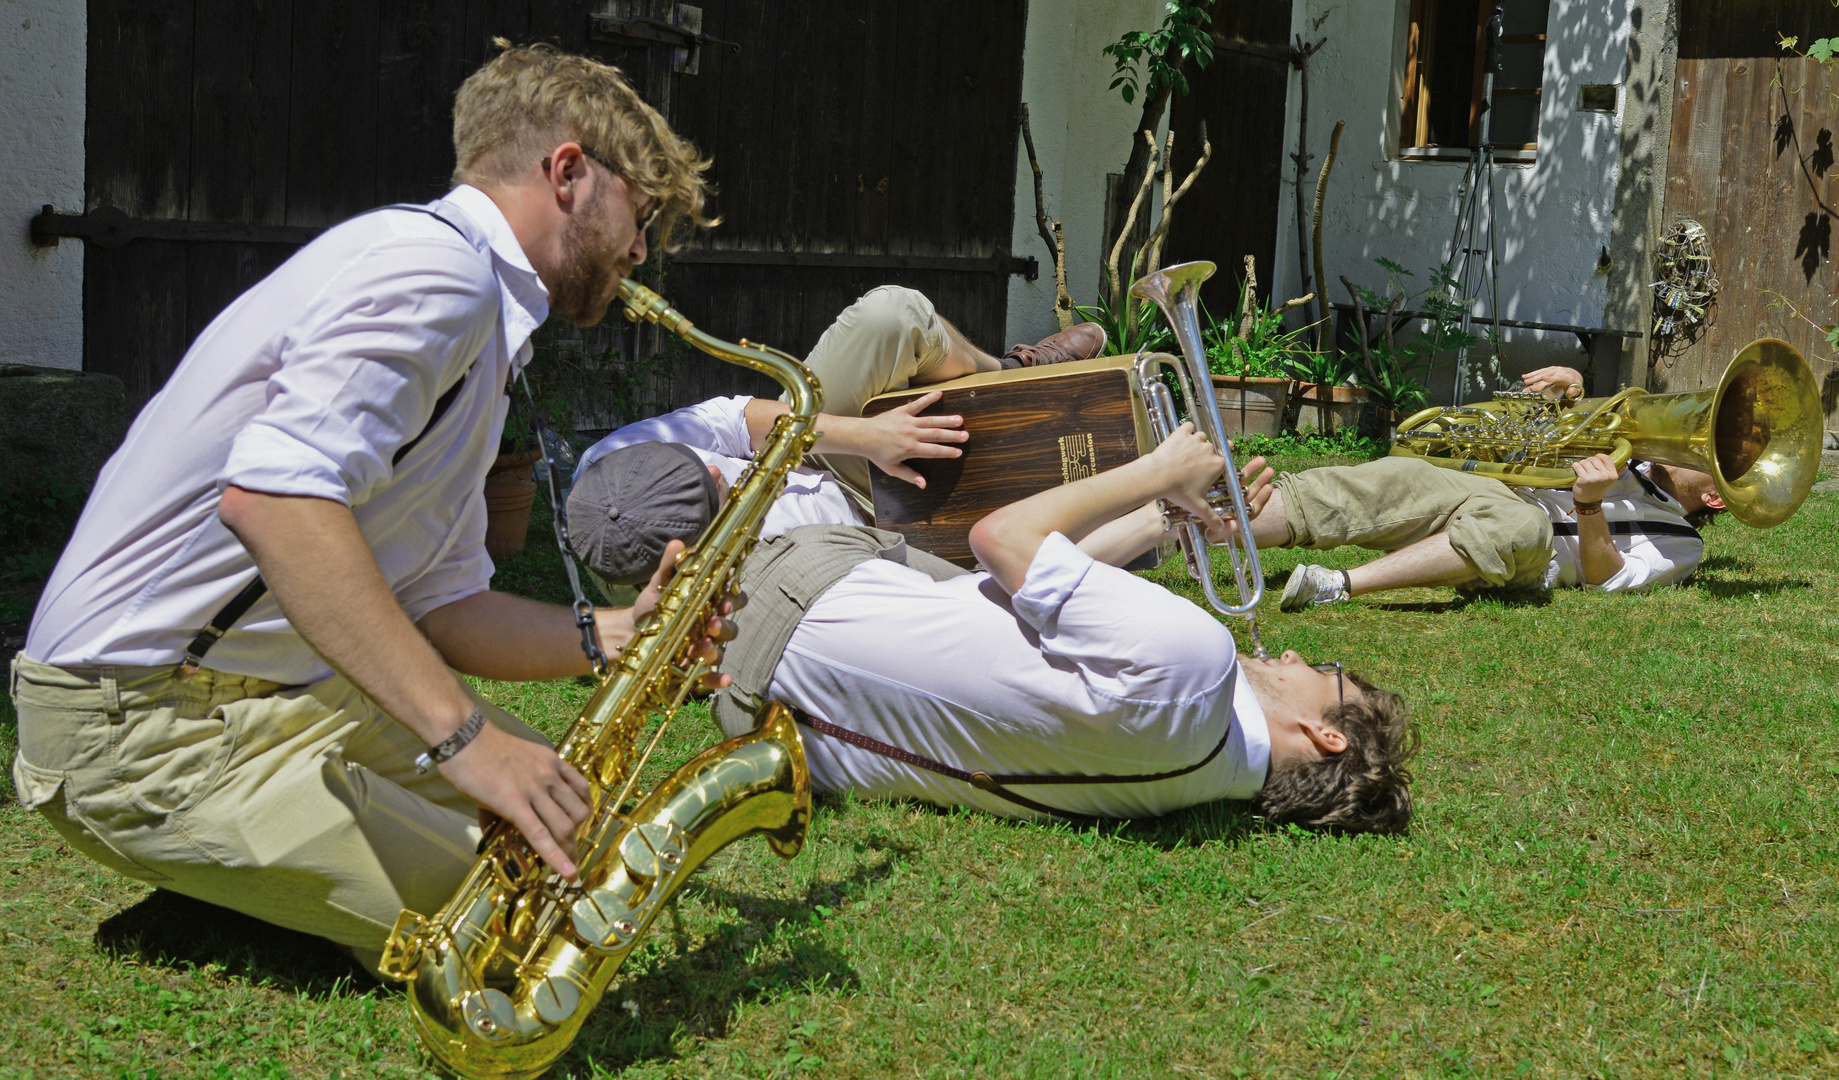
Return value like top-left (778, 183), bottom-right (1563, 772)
top-left (461, 988), bottom-right (519, 1040)
top-left (570, 883), bottom-right (640, 950)
top-left (531, 972), bottom-right (583, 1025)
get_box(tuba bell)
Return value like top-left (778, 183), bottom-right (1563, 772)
top-left (1388, 337), bottom-right (1823, 527)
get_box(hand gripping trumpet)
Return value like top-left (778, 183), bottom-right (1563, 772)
top-left (1129, 260), bottom-right (1271, 658)
top-left (377, 278), bottom-right (823, 1080)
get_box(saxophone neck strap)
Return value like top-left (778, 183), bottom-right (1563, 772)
top-left (786, 704), bottom-right (1237, 823)
top-left (517, 366), bottom-right (610, 676)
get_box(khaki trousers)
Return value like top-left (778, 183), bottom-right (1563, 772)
top-left (8, 655), bottom-right (547, 961)
top-left (787, 285), bottom-right (951, 516)
top-left (1274, 456), bottom-right (1554, 588)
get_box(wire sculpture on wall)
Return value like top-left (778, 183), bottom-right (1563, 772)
top-left (1649, 217), bottom-right (1719, 364)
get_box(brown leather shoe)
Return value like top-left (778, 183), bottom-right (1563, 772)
top-left (1002, 323), bottom-right (1107, 368)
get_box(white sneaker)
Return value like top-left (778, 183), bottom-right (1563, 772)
top-left (1281, 564), bottom-right (1351, 612)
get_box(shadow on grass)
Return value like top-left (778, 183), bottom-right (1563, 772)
top-left (1689, 556), bottom-right (1812, 599)
top-left (557, 844), bottom-right (915, 1074)
top-left (95, 889), bottom-right (373, 996)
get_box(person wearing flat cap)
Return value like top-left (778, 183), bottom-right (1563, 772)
top-left (568, 283), bottom-right (1113, 598)
top-left (571, 427), bottom-right (1419, 835)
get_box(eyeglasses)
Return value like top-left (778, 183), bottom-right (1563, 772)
top-left (542, 145), bottom-right (663, 233)
top-left (1309, 661), bottom-right (1345, 712)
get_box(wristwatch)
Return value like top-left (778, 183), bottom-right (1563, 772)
top-left (415, 706), bottom-right (488, 773)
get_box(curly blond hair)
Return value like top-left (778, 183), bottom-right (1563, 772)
top-left (452, 40), bottom-right (716, 251)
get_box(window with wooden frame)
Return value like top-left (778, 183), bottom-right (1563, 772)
top-left (1400, 0), bottom-right (1550, 161)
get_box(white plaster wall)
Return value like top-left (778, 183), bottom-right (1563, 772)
top-left (0, 0), bottom-right (84, 370)
top-left (1005, 0), bottom-right (1166, 350)
top-left (1272, 0), bottom-right (1630, 400)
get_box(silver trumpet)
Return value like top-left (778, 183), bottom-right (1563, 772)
top-left (1129, 260), bottom-right (1270, 659)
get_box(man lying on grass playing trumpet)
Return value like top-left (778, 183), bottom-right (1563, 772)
top-left (569, 423), bottom-right (1418, 834)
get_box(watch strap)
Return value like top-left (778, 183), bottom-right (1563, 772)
top-left (415, 706), bottom-right (488, 773)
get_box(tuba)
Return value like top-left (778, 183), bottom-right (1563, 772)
top-left (377, 279), bottom-right (823, 1080)
top-left (1129, 260), bottom-right (1271, 658)
top-left (1389, 337), bottom-right (1822, 527)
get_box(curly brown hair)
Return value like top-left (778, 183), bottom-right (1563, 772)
top-left (1250, 672), bottom-right (1418, 835)
top-left (451, 40), bottom-right (717, 251)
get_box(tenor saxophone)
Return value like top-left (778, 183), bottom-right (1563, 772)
top-left (377, 279), bottom-right (823, 1080)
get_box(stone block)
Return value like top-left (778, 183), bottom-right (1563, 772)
top-left (0, 364), bottom-right (128, 496)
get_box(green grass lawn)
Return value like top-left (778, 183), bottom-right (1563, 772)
top-left (2, 453), bottom-right (1835, 1079)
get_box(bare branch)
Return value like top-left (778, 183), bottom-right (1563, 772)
top-left (1311, 119), bottom-right (1346, 350)
top-left (1239, 254), bottom-right (1259, 339)
top-left (1141, 122), bottom-right (1212, 281)
top-left (1108, 129), bottom-right (1161, 319)
top-left (1051, 220), bottom-right (1074, 330)
top-left (1020, 105), bottom-right (1057, 263)
top-left (1021, 103), bottom-right (1075, 330)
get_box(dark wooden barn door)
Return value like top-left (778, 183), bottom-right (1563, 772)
top-left (1659, 0), bottom-right (1839, 426)
top-left (1161, 2), bottom-right (1294, 317)
top-left (76, 0), bottom-right (1029, 418)
top-left (645, 0), bottom-right (1030, 409)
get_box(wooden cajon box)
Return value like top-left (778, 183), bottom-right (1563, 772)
top-left (863, 354), bottom-right (1153, 568)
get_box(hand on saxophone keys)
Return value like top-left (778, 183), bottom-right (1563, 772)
top-left (601, 539), bottom-right (746, 692)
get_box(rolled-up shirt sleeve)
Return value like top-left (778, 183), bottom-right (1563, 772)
top-left (221, 237), bottom-right (499, 505)
top-left (576, 395), bottom-right (754, 478)
top-left (1588, 535), bottom-right (1704, 593)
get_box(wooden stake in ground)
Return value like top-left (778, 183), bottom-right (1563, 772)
top-left (1019, 104), bottom-right (1074, 331)
top-left (1311, 118), bottom-right (1346, 351)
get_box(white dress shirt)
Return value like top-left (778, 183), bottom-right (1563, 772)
top-left (27, 186), bottom-right (547, 684)
top-left (576, 395), bottom-right (865, 537)
top-left (1517, 461), bottom-right (1704, 592)
top-left (769, 532), bottom-right (1270, 819)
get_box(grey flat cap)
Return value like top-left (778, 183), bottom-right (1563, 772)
top-left (566, 441), bottom-right (720, 586)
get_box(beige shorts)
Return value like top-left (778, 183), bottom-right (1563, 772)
top-left (1274, 456), bottom-right (1554, 588)
top-left (8, 654), bottom-right (546, 960)
top-left (788, 285), bottom-right (951, 514)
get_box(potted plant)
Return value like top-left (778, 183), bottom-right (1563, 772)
top-left (1202, 281), bottom-right (1314, 438)
top-left (1340, 260), bottom-right (1483, 441)
top-left (1282, 343), bottom-right (1367, 436)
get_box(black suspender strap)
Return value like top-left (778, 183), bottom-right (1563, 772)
top-left (788, 704), bottom-right (1238, 822)
top-left (175, 202), bottom-right (482, 677)
top-left (1550, 520), bottom-right (1701, 539)
top-left (177, 576), bottom-right (270, 677)
top-left (1626, 459), bottom-right (1672, 502)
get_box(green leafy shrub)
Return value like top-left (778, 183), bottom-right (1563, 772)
top-left (1343, 259), bottom-right (1483, 414)
top-left (0, 465), bottom-right (87, 584)
top-left (1203, 282), bottom-right (1323, 381)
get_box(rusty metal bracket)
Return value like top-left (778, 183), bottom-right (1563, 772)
top-left (30, 205), bottom-right (326, 249)
top-left (588, 13), bottom-right (738, 54)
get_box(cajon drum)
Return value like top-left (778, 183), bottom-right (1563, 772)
top-left (863, 354), bottom-right (1154, 568)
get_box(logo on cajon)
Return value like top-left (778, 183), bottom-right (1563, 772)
top-left (1058, 432), bottom-right (1098, 484)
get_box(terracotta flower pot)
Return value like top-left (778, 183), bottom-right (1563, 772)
top-left (1209, 375), bottom-right (1291, 438)
top-left (483, 449), bottom-right (542, 561)
top-left (1291, 383), bottom-right (1371, 436)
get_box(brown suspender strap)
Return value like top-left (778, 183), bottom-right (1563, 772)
top-left (788, 705), bottom-right (1237, 822)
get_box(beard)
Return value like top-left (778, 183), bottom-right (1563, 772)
top-left (549, 196), bottom-right (626, 327)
